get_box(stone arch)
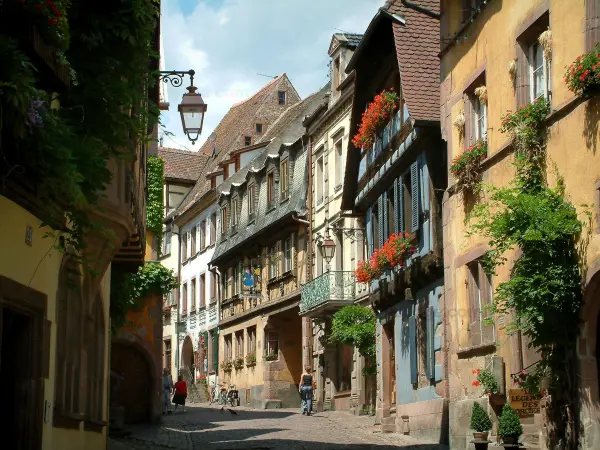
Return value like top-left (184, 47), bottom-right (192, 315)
top-left (181, 335), bottom-right (194, 374)
top-left (111, 334), bottom-right (160, 424)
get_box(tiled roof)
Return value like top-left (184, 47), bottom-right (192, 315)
top-left (174, 74), bottom-right (300, 217)
top-left (157, 147), bottom-right (207, 182)
top-left (210, 85), bottom-right (330, 264)
top-left (339, 33), bottom-right (363, 48)
top-left (386, 0), bottom-right (440, 122)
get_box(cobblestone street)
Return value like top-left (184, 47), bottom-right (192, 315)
top-left (109, 405), bottom-right (449, 450)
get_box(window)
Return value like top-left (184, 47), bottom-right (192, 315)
top-left (199, 274), bottom-right (206, 308)
top-left (164, 340), bottom-right (172, 374)
top-left (231, 198), bottom-right (239, 232)
top-left (166, 184), bottom-right (185, 215)
top-left (467, 260), bottom-right (495, 346)
top-left (200, 220), bottom-right (206, 249)
top-left (269, 243), bottom-right (278, 279)
top-left (162, 230), bottom-right (172, 255)
top-left (334, 138), bottom-right (343, 188)
top-left (248, 183), bottom-right (256, 218)
top-left (473, 90), bottom-right (487, 140)
top-left (316, 155), bottom-right (324, 205)
top-left (284, 236), bottom-right (292, 272)
top-left (221, 206), bottom-right (228, 234)
top-left (372, 201), bottom-right (380, 251)
top-left (332, 57), bottom-right (341, 91)
top-left (247, 326), bottom-right (257, 353)
top-left (235, 331), bottom-right (244, 358)
top-left (244, 136), bottom-right (252, 146)
top-left (225, 269), bottom-right (232, 299)
top-left (387, 186), bottom-right (395, 239)
top-left (191, 226), bottom-right (197, 255)
top-left (182, 283), bottom-right (188, 315)
top-left (529, 41), bottom-right (550, 101)
top-left (256, 123), bottom-right (263, 133)
top-left (210, 271), bottom-right (217, 302)
top-left (397, 163), bottom-right (420, 233)
top-left (267, 171), bottom-right (275, 208)
top-left (337, 344), bottom-right (352, 392)
top-left (190, 278), bottom-right (196, 312)
top-left (221, 271), bottom-right (227, 301)
top-left (233, 265), bottom-right (240, 296)
top-left (224, 334), bottom-right (233, 361)
top-left (266, 331), bottom-right (279, 357)
top-left (210, 213), bottom-right (216, 244)
top-left (278, 90), bottom-right (286, 105)
top-left (280, 159), bottom-right (289, 199)
top-left (182, 233), bottom-right (188, 263)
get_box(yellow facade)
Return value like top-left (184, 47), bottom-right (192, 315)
top-left (440, 1), bottom-right (600, 448)
top-left (0, 195), bottom-right (111, 450)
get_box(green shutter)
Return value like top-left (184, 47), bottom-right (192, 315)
top-left (377, 195), bottom-right (384, 249)
top-left (409, 316), bottom-right (417, 384)
top-left (426, 307), bottom-right (435, 381)
top-left (213, 329), bottom-right (219, 373)
top-left (397, 178), bottom-right (405, 234)
top-left (410, 162), bottom-right (420, 232)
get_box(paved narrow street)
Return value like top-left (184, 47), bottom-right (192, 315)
top-left (109, 405), bottom-right (448, 450)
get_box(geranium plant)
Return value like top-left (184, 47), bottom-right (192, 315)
top-left (220, 360), bottom-right (232, 372)
top-left (472, 368), bottom-right (500, 396)
top-left (19, 0), bottom-right (70, 51)
top-left (352, 89), bottom-right (399, 149)
top-left (450, 139), bottom-right (487, 190)
top-left (245, 352), bottom-right (256, 366)
top-left (264, 351), bottom-right (278, 361)
top-left (564, 45), bottom-right (600, 96)
top-left (233, 357), bottom-right (244, 370)
top-left (354, 233), bottom-right (415, 284)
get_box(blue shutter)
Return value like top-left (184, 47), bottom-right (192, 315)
top-left (377, 195), bottom-right (384, 249)
top-left (410, 161), bottom-right (420, 232)
top-left (409, 316), bottom-right (418, 384)
top-left (393, 178), bottom-right (400, 234)
top-left (365, 208), bottom-right (373, 257)
top-left (397, 177), bottom-right (404, 234)
top-left (383, 122), bottom-right (390, 149)
top-left (426, 306), bottom-right (435, 380)
top-left (382, 191), bottom-right (388, 241)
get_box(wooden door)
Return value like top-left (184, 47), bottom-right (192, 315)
top-left (111, 343), bottom-right (151, 423)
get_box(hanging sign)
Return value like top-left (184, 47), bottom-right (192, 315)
top-left (242, 261), bottom-right (263, 300)
top-left (509, 389), bottom-right (541, 416)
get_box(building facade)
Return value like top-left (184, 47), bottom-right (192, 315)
top-left (209, 88), bottom-right (328, 409)
top-left (300, 32), bottom-right (374, 414)
top-left (439, 1), bottom-right (600, 449)
top-left (342, 1), bottom-right (447, 443)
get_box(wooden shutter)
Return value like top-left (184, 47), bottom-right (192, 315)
top-left (467, 264), bottom-right (482, 346)
top-left (409, 316), bottom-right (418, 384)
top-left (426, 307), bottom-right (435, 381)
top-left (393, 178), bottom-right (400, 234)
top-left (397, 178), bottom-right (404, 233)
top-left (377, 195), bottom-right (384, 248)
top-left (382, 191), bottom-right (388, 241)
top-left (586, 0), bottom-right (600, 51)
top-left (463, 93), bottom-right (472, 148)
top-left (516, 43), bottom-right (531, 107)
top-left (213, 330), bottom-right (219, 372)
top-left (410, 162), bottom-right (420, 232)
top-left (479, 262), bottom-right (495, 344)
top-left (366, 207), bottom-right (373, 257)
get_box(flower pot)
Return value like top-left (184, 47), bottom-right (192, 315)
top-left (502, 435), bottom-right (519, 445)
top-left (488, 393), bottom-right (506, 405)
top-left (473, 432), bottom-right (489, 441)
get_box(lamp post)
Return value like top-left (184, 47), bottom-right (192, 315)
top-left (318, 230), bottom-right (336, 273)
top-left (158, 70), bottom-right (207, 145)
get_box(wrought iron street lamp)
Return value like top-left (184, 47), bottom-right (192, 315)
top-left (319, 230), bottom-right (336, 272)
top-left (158, 69), bottom-right (207, 145)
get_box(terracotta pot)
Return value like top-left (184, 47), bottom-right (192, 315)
top-left (473, 431), bottom-right (489, 441)
top-left (502, 435), bottom-right (519, 445)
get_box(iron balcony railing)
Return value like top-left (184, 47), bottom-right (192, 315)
top-left (300, 271), bottom-right (356, 314)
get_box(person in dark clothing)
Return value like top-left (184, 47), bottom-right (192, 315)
top-left (299, 366), bottom-right (313, 416)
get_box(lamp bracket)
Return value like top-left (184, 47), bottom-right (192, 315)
top-left (328, 224), bottom-right (365, 243)
top-left (158, 70), bottom-right (195, 88)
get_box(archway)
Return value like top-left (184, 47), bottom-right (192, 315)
top-left (181, 335), bottom-right (194, 373)
top-left (111, 343), bottom-right (152, 423)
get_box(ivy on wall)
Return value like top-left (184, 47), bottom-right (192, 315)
top-left (468, 98), bottom-right (587, 448)
top-left (146, 155), bottom-right (164, 253)
top-left (329, 305), bottom-right (377, 376)
top-left (110, 262), bottom-right (177, 334)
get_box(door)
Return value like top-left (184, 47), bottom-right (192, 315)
top-left (111, 343), bottom-right (152, 423)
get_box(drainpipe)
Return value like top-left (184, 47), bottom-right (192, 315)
top-left (292, 214), bottom-right (310, 226)
top-left (304, 134), bottom-right (313, 370)
top-left (166, 214), bottom-right (183, 379)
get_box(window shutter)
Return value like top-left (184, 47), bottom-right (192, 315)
top-left (467, 265), bottom-right (482, 346)
top-left (382, 191), bottom-right (388, 241)
top-left (366, 207), bottom-right (373, 257)
top-left (291, 232), bottom-right (297, 276)
top-left (377, 195), bottom-right (384, 248)
top-left (463, 94), bottom-right (472, 148)
top-left (479, 263), bottom-right (495, 344)
top-left (426, 306), bottom-right (435, 381)
top-left (213, 330), bottom-right (219, 372)
top-left (394, 178), bottom-right (400, 234)
top-left (397, 178), bottom-right (404, 233)
top-left (410, 162), bottom-right (420, 232)
top-left (516, 43), bottom-right (531, 106)
top-left (586, 0), bottom-right (600, 51)
top-left (409, 316), bottom-right (418, 384)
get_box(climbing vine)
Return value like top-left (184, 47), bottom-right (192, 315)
top-left (468, 97), bottom-right (585, 448)
top-left (110, 262), bottom-right (177, 334)
top-left (329, 305), bottom-right (377, 376)
top-left (146, 155), bottom-right (164, 253)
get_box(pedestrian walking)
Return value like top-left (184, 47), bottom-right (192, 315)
top-left (299, 366), bottom-right (313, 416)
top-left (162, 368), bottom-right (173, 415)
top-left (172, 375), bottom-right (188, 413)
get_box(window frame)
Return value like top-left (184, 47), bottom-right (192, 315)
top-left (280, 158), bottom-right (289, 200)
top-left (221, 206), bottom-right (228, 235)
top-left (190, 278), bottom-right (196, 312)
top-left (247, 326), bottom-right (257, 354)
top-left (182, 282), bottom-right (188, 316)
top-left (284, 236), bottom-right (292, 273)
top-left (529, 40), bottom-right (551, 102)
top-left (181, 232), bottom-right (188, 263)
top-left (231, 197), bottom-right (239, 233)
top-left (162, 230), bottom-right (172, 256)
top-left (334, 136), bottom-right (344, 190)
top-left (315, 153), bottom-right (325, 206)
top-left (200, 220), bottom-right (206, 250)
top-left (255, 123), bottom-right (263, 134)
top-left (267, 170), bottom-right (275, 209)
top-left (244, 136), bottom-right (252, 147)
top-left (248, 183), bottom-right (256, 219)
top-left (269, 243), bottom-right (279, 279)
top-left (474, 95), bottom-right (487, 141)
top-left (278, 90), bottom-right (286, 105)
top-left (191, 226), bottom-right (197, 256)
top-left (224, 334), bottom-right (233, 361)
top-left (199, 273), bottom-right (206, 308)
top-left (210, 213), bottom-right (216, 245)
top-left (235, 331), bottom-right (244, 358)
top-left (466, 260), bottom-right (495, 347)
top-left (266, 331), bottom-right (279, 358)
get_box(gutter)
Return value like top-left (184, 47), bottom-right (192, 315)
top-left (292, 214), bottom-right (310, 226)
top-left (401, 0), bottom-right (440, 20)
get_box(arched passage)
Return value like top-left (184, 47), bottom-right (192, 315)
top-left (110, 342), bottom-right (152, 423)
top-left (181, 335), bottom-right (194, 373)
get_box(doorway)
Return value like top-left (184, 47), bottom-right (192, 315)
top-left (383, 320), bottom-right (396, 410)
top-left (0, 307), bottom-right (39, 450)
top-left (111, 343), bottom-right (152, 423)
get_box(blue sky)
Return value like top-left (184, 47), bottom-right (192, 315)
top-left (160, 0), bottom-right (384, 150)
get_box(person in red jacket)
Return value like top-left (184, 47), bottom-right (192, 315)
top-left (172, 375), bottom-right (188, 413)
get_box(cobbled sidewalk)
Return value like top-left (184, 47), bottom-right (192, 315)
top-left (108, 404), bottom-right (449, 450)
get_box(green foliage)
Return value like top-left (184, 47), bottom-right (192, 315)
top-left (470, 403), bottom-right (493, 432)
top-left (564, 44), bottom-right (600, 96)
top-left (110, 262), bottom-right (177, 333)
top-left (330, 305), bottom-right (377, 376)
top-left (477, 369), bottom-right (500, 395)
top-left (146, 155), bottom-right (164, 251)
top-left (450, 139), bottom-right (487, 190)
top-left (498, 405), bottom-right (523, 437)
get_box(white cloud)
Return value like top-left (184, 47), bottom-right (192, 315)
top-left (160, 0), bottom-right (385, 151)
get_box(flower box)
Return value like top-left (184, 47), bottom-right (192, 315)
top-left (564, 45), bottom-right (600, 97)
top-left (352, 89), bottom-right (399, 149)
top-left (450, 140), bottom-right (487, 190)
top-left (220, 360), bottom-right (232, 372)
top-left (245, 352), bottom-right (256, 366)
top-left (233, 357), bottom-right (244, 370)
top-left (263, 352), bottom-right (278, 362)
top-left (355, 233), bottom-right (416, 284)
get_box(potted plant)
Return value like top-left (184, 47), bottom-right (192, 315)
top-left (472, 368), bottom-right (504, 403)
top-left (233, 357), bottom-right (244, 370)
top-left (498, 405), bottom-right (523, 445)
top-left (245, 352), bottom-right (256, 366)
top-left (264, 351), bottom-right (278, 361)
top-left (219, 359), bottom-right (232, 372)
top-left (450, 139), bottom-right (487, 190)
top-left (564, 44), bottom-right (600, 97)
top-left (470, 402), bottom-right (492, 441)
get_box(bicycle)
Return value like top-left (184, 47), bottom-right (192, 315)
top-left (226, 384), bottom-right (239, 407)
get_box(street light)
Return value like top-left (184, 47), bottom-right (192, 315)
top-left (159, 69), bottom-right (207, 145)
top-left (319, 230), bottom-right (336, 272)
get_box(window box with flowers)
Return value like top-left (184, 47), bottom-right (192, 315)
top-left (245, 352), bottom-right (256, 366)
top-left (450, 139), bottom-right (487, 191)
top-left (233, 357), bottom-right (244, 370)
top-left (564, 45), bottom-right (600, 97)
top-left (354, 233), bottom-right (416, 284)
top-left (263, 351), bottom-right (278, 362)
top-left (352, 89), bottom-right (399, 149)
top-left (220, 360), bottom-right (232, 372)
top-left (472, 368), bottom-right (505, 405)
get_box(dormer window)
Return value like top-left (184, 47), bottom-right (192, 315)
top-left (332, 57), bottom-right (341, 91)
top-left (267, 171), bottom-right (275, 210)
top-left (221, 206), bottom-right (228, 235)
top-left (280, 158), bottom-right (289, 200)
top-left (248, 183), bottom-right (256, 220)
top-left (244, 136), bottom-right (252, 146)
top-left (231, 198), bottom-right (239, 233)
top-left (256, 123), bottom-right (263, 134)
top-left (278, 91), bottom-right (286, 105)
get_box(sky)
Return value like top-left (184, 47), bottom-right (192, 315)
top-left (159, 0), bottom-right (385, 151)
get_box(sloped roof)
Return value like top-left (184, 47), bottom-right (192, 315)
top-left (174, 74), bottom-right (300, 217)
top-left (157, 147), bottom-right (207, 182)
top-left (339, 33), bottom-right (363, 48)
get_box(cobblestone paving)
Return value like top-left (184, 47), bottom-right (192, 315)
top-left (109, 404), bottom-right (449, 450)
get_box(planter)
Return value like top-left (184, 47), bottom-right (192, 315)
top-left (502, 435), bottom-right (519, 445)
top-left (489, 393), bottom-right (506, 405)
top-left (473, 432), bottom-right (489, 441)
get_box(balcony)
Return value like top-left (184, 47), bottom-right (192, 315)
top-left (300, 271), bottom-right (357, 317)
